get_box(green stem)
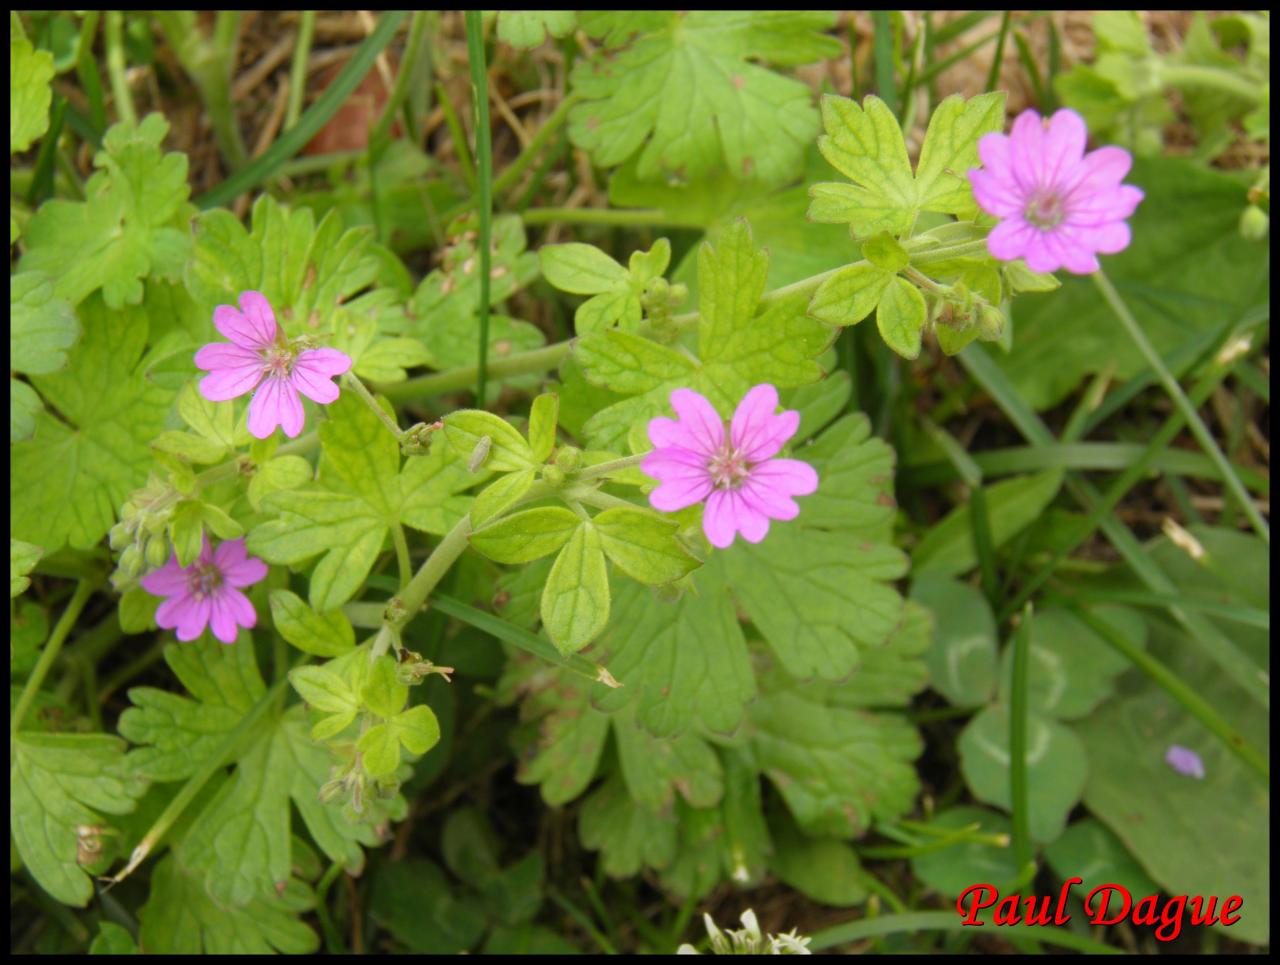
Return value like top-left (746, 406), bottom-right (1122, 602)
top-left (1007, 606), bottom-right (1034, 877)
top-left (386, 515), bottom-right (474, 633)
top-left (493, 93), bottom-right (579, 199)
top-left (104, 11), bottom-right (135, 126)
top-left (1159, 63), bottom-right (1263, 103)
top-left (465, 11), bottom-right (494, 403)
top-left (870, 10), bottom-right (898, 118)
top-left (371, 10), bottom-right (431, 150)
top-left (378, 342), bottom-right (572, 402)
top-left (1093, 269), bottom-right (1268, 544)
top-left (284, 11), bottom-right (316, 131)
top-left (985, 11), bottom-right (1012, 90)
top-left (1074, 608), bottom-right (1268, 781)
top-left (436, 82), bottom-right (476, 189)
top-left (12, 581), bottom-right (95, 735)
top-left (576, 452), bottom-right (647, 481)
top-left (342, 373), bottom-right (403, 441)
top-left (108, 677), bottom-right (290, 887)
top-left (391, 523), bottom-right (411, 591)
top-left (520, 206), bottom-right (704, 228)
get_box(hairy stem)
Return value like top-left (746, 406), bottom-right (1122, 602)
top-left (12, 580), bottom-right (96, 735)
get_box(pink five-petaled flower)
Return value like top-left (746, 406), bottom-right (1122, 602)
top-left (194, 290), bottom-right (353, 439)
top-left (643, 384), bottom-right (818, 549)
top-left (139, 537), bottom-right (268, 644)
top-left (968, 107), bottom-right (1144, 275)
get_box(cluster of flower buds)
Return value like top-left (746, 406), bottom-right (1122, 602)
top-left (108, 474), bottom-right (183, 588)
top-left (641, 276), bottom-right (689, 342)
top-left (540, 444), bottom-right (582, 488)
top-left (927, 281), bottom-right (1007, 344)
top-left (400, 419), bottom-right (444, 456)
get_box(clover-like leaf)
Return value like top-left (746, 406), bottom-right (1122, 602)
top-left (496, 10), bottom-right (575, 48)
top-left (540, 239), bottom-right (670, 334)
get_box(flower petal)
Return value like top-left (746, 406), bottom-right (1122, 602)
top-left (247, 377), bottom-right (305, 439)
top-left (986, 218), bottom-right (1035, 263)
top-left (213, 539), bottom-right (269, 588)
top-left (208, 594), bottom-right (241, 643)
top-left (223, 588), bottom-right (259, 633)
top-left (731, 384), bottom-right (800, 462)
top-left (649, 474), bottom-right (714, 513)
top-left (1021, 230), bottom-right (1065, 273)
top-left (969, 169), bottom-right (1026, 219)
top-left (289, 359), bottom-right (342, 405)
top-left (1070, 145), bottom-right (1133, 193)
top-left (750, 458), bottom-right (819, 499)
top-left (139, 555), bottom-right (188, 597)
top-left (294, 347), bottom-right (352, 378)
top-left (976, 132), bottom-right (1015, 183)
top-left (1041, 109), bottom-right (1088, 190)
top-left (1008, 109), bottom-right (1045, 190)
top-left (214, 291), bottom-right (279, 349)
top-left (1065, 184), bottom-right (1144, 227)
top-left (702, 490), bottom-right (741, 548)
top-left (668, 388), bottom-right (725, 457)
top-left (171, 595), bottom-right (212, 641)
top-left (196, 344), bottom-right (264, 401)
top-left (642, 446), bottom-right (711, 482)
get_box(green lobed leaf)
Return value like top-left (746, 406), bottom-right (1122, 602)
top-left (570, 12), bottom-right (840, 183)
top-left (10, 538), bottom-right (42, 598)
top-left (496, 10), bottom-right (576, 48)
top-left (592, 506), bottom-right (699, 586)
top-left (768, 809), bottom-right (868, 907)
top-left (270, 590), bottom-right (356, 657)
top-left (470, 508), bottom-right (582, 564)
top-left (10, 34), bottom-right (55, 153)
top-left (541, 523), bottom-right (611, 654)
top-left (10, 272), bottom-right (80, 376)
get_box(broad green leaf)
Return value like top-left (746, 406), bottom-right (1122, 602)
top-left (875, 276), bottom-right (926, 359)
top-left (541, 523), bottom-right (610, 654)
top-left (361, 655), bottom-right (409, 719)
top-left (592, 506), bottom-right (699, 585)
top-left (496, 10), bottom-right (575, 48)
top-left (247, 455), bottom-right (313, 511)
top-left (469, 468), bottom-right (536, 527)
top-left (570, 12), bottom-right (840, 183)
top-left (11, 539), bottom-right (42, 598)
top-left (574, 330), bottom-right (696, 394)
top-left (527, 392), bottom-right (559, 462)
top-left (10, 35), bottom-right (55, 153)
top-left (358, 724), bottom-right (401, 777)
top-left (910, 575), bottom-right (998, 707)
top-left (997, 606), bottom-right (1146, 720)
top-left (808, 262), bottom-right (894, 328)
top-left (10, 732), bottom-right (148, 906)
top-left (89, 921), bottom-right (138, 955)
top-left (353, 336), bottom-right (431, 383)
top-left (138, 854), bottom-right (318, 954)
top-left (471, 507), bottom-right (582, 564)
top-left (442, 409), bottom-right (535, 472)
top-left (12, 599), bottom-right (48, 675)
top-left (393, 704), bottom-right (441, 755)
top-left (10, 294), bottom-right (177, 550)
top-left (10, 272), bottom-right (79, 375)
top-left (769, 810), bottom-right (868, 907)
top-left (539, 243), bottom-right (628, 293)
top-left (810, 92), bottom-right (1005, 239)
top-left (958, 704), bottom-right (1087, 844)
top-left (912, 470), bottom-right (1064, 578)
top-left (578, 775), bottom-right (677, 878)
top-left (20, 114), bottom-right (194, 308)
top-left (10, 378), bottom-right (41, 442)
top-left (249, 394), bottom-right (474, 611)
top-left (861, 230), bottom-right (910, 273)
top-left (910, 806), bottom-right (1019, 899)
top-left (1043, 819), bottom-right (1160, 920)
top-left (613, 702), bottom-right (723, 811)
top-left (594, 573), bottom-right (755, 737)
top-left (751, 680), bottom-right (922, 838)
top-left (270, 590), bottom-right (355, 657)
top-left (541, 239), bottom-right (670, 333)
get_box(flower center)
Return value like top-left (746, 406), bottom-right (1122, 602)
top-left (262, 344), bottom-right (295, 379)
top-left (1025, 191), bottom-right (1066, 230)
top-left (187, 563), bottom-right (223, 599)
top-left (708, 444), bottom-right (751, 490)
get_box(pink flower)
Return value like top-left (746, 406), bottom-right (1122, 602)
top-left (968, 108), bottom-right (1144, 275)
top-left (1165, 744), bottom-right (1205, 779)
top-left (194, 291), bottom-right (353, 439)
top-left (642, 385), bottom-right (819, 549)
top-left (139, 537), bottom-right (268, 644)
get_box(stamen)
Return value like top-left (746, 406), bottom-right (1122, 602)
top-left (1025, 191), bottom-right (1065, 230)
top-left (187, 563), bottom-right (223, 599)
top-left (707, 444), bottom-right (752, 490)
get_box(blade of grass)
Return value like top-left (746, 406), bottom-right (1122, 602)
top-left (1008, 605), bottom-right (1035, 880)
top-left (464, 10), bottom-right (494, 403)
top-left (25, 95), bottom-right (66, 205)
top-left (920, 417), bottom-right (998, 602)
top-left (810, 911), bottom-right (1122, 954)
top-left (985, 12), bottom-right (1012, 90)
top-left (436, 81), bottom-right (476, 190)
top-left (195, 11), bottom-right (407, 209)
top-left (1074, 607), bottom-right (1268, 781)
top-left (1012, 29), bottom-right (1047, 112)
top-left (73, 10), bottom-right (106, 135)
top-left (1060, 589), bottom-right (1269, 631)
top-left (1093, 269), bottom-right (1269, 544)
top-left (284, 10), bottom-right (317, 131)
top-left (870, 10), bottom-right (898, 118)
top-left (103, 11), bottom-right (135, 126)
top-left (929, 10), bottom-right (996, 46)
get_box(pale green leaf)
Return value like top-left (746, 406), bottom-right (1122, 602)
top-left (471, 507), bottom-right (582, 564)
top-left (10, 35), bottom-right (55, 153)
top-left (11, 539), bottom-right (42, 598)
top-left (541, 523), bottom-right (610, 654)
top-left (875, 276), bottom-right (926, 360)
top-left (592, 506), bottom-right (700, 585)
top-left (10, 272), bottom-right (79, 375)
top-left (271, 590), bottom-right (356, 657)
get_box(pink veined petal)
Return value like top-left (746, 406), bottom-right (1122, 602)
top-left (139, 555), bottom-right (188, 597)
top-left (750, 458), bottom-right (819, 498)
top-left (155, 593), bottom-right (195, 631)
top-left (1066, 145), bottom-right (1133, 195)
top-left (294, 347), bottom-right (352, 378)
top-left (196, 346), bottom-right (264, 401)
top-left (194, 342), bottom-right (261, 374)
top-left (174, 596), bottom-right (213, 642)
top-left (212, 537), bottom-right (248, 569)
top-left (289, 360), bottom-right (342, 405)
top-left (986, 218), bottom-right (1036, 263)
top-left (207, 594), bottom-right (241, 644)
top-left (222, 588), bottom-right (259, 633)
top-left (733, 498), bottom-right (771, 543)
top-left (739, 476), bottom-right (799, 522)
top-left (647, 416), bottom-right (684, 449)
top-left (642, 446), bottom-right (713, 484)
top-left (1008, 110), bottom-right (1046, 190)
top-left (1021, 230), bottom-right (1066, 274)
top-left (702, 490), bottom-right (742, 549)
top-left (222, 554), bottom-right (269, 589)
top-left (976, 132), bottom-right (1016, 184)
top-left (1040, 109), bottom-right (1088, 191)
top-left (649, 475), bottom-right (714, 513)
top-left (1051, 229), bottom-right (1101, 275)
top-left (247, 377), bottom-right (305, 439)
top-left (1065, 184), bottom-right (1144, 227)
top-left (239, 291), bottom-right (281, 345)
top-left (668, 388), bottom-right (725, 457)
top-left (731, 384), bottom-right (800, 463)
top-left (969, 169), bottom-right (1026, 219)
top-left (214, 300), bottom-right (276, 350)
top-left (1069, 221), bottom-right (1132, 256)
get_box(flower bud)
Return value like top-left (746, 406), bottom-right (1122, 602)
top-left (118, 545), bottom-right (143, 577)
top-left (541, 464), bottom-right (566, 487)
top-left (144, 536), bottom-right (170, 569)
top-left (644, 277), bottom-right (670, 301)
top-left (668, 283), bottom-right (688, 306)
top-left (976, 302), bottom-right (1007, 341)
top-left (1239, 204), bottom-right (1269, 242)
top-left (108, 522), bottom-right (132, 551)
top-left (555, 446), bottom-right (582, 472)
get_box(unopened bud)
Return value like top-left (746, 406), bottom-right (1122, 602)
top-left (541, 464), bottom-right (566, 487)
top-left (645, 277), bottom-right (670, 300)
top-left (1239, 204), bottom-right (1268, 242)
top-left (555, 446), bottom-right (582, 472)
top-left (468, 435), bottom-right (492, 472)
top-left (108, 522), bottom-right (132, 551)
top-left (318, 779), bottom-right (346, 804)
top-left (118, 545), bottom-right (143, 577)
top-left (668, 283), bottom-right (688, 306)
top-left (144, 537), bottom-right (170, 569)
top-left (976, 302), bottom-right (1007, 340)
